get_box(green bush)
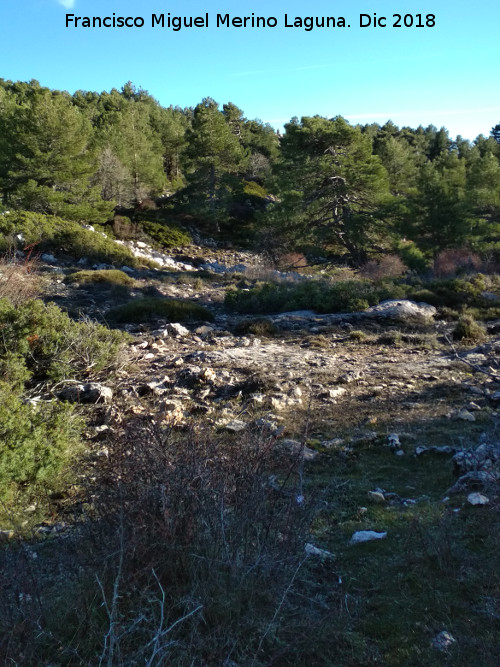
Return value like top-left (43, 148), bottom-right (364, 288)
top-left (0, 211), bottom-right (138, 266)
top-left (106, 297), bottom-right (214, 324)
top-left (0, 298), bottom-right (127, 383)
top-left (141, 221), bottom-right (191, 248)
top-left (234, 318), bottom-right (278, 337)
top-left (396, 241), bottom-right (430, 273)
top-left (0, 383), bottom-right (81, 500)
top-left (225, 279), bottom-right (406, 315)
top-left (452, 313), bottom-right (486, 342)
top-left (65, 269), bottom-right (135, 286)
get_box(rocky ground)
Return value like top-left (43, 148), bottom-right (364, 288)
top-left (3, 238), bottom-right (500, 665)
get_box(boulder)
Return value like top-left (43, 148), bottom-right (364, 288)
top-left (363, 299), bottom-right (436, 322)
top-left (166, 322), bottom-right (190, 337)
top-left (58, 383), bottom-right (113, 404)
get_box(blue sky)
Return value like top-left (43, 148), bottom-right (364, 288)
top-left (1, 0), bottom-right (499, 139)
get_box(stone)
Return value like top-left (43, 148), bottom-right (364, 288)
top-left (321, 437), bottom-right (345, 449)
top-left (280, 439), bottom-right (319, 461)
top-left (320, 387), bottom-right (347, 399)
top-left (58, 383), bottom-right (113, 404)
top-left (387, 433), bottom-right (401, 449)
top-left (199, 367), bottom-right (216, 383)
top-left (225, 419), bottom-right (247, 432)
top-left (467, 492), bottom-right (490, 505)
top-left (305, 543), bottom-right (334, 560)
top-left (166, 322), bottom-right (190, 337)
top-left (267, 395), bottom-right (302, 411)
top-left (363, 299), bottom-right (437, 322)
top-left (455, 409), bottom-right (476, 422)
top-left (367, 490), bottom-right (386, 503)
top-left (338, 370), bottom-right (362, 384)
top-left (447, 470), bottom-right (500, 494)
top-left (431, 630), bottom-right (457, 652)
top-left (452, 441), bottom-right (500, 475)
top-left (350, 530), bottom-right (387, 544)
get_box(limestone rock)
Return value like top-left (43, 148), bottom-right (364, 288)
top-left (279, 439), bottom-right (319, 461)
top-left (367, 490), bottom-right (386, 503)
top-left (166, 322), bottom-right (190, 337)
top-left (467, 492), bottom-right (490, 505)
top-left (350, 530), bottom-right (387, 545)
top-left (363, 299), bottom-right (437, 322)
top-left (58, 383), bottom-right (113, 404)
top-left (225, 419), bottom-right (247, 433)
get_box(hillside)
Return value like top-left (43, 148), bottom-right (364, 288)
top-left (0, 223), bottom-right (498, 665)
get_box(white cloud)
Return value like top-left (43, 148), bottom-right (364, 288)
top-left (57, 0), bottom-right (76, 9)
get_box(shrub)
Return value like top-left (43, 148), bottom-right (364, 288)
top-left (0, 383), bottom-right (81, 501)
top-left (111, 215), bottom-right (139, 240)
top-left (0, 211), bottom-right (138, 266)
top-left (0, 254), bottom-right (41, 306)
top-left (452, 313), bottom-right (486, 342)
top-left (349, 329), bottom-right (368, 341)
top-left (141, 220), bottom-right (191, 248)
top-left (225, 278), bottom-right (406, 315)
top-left (360, 254), bottom-right (407, 280)
top-left (0, 298), bottom-right (128, 383)
top-left (72, 421), bottom-right (324, 664)
top-left (234, 317), bottom-right (278, 337)
top-left (277, 252), bottom-right (308, 270)
top-left (434, 248), bottom-right (482, 278)
top-left (65, 269), bottom-right (135, 287)
top-left (396, 241), bottom-right (429, 273)
top-left (106, 297), bottom-right (214, 324)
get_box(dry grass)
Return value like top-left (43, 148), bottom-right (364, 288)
top-left (0, 252), bottom-right (42, 306)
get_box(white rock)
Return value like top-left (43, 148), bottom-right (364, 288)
top-left (166, 322), bottom-right (190, 337)
top-left (456, 409), bottom-right (476, 422)
top-left (225, 419), bottom-right (247, 432)
top-left (467, 492), bottom-right (490, 506)
top-left (387, 433), bottom-right (401, 449)
top-left (58, 383), bottom-right (113, 404)
top-left (364, 299), bottom-right (437, 322)
top-left (367, 491), bottom-right (386, 503)
top-left (350, 530), bottom-right (387, 545)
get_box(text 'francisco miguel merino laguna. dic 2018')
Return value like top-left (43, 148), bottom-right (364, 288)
top-left (65, 13), bottom-right (437, 30)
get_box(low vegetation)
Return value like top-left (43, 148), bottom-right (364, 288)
top-left (65, 268), bottom-right (136, 286)
top-left (0, 211), bottom-right (139, 266)
top-left (1, 77), bottom-right (500, 665)
top-left (106, 296), bottom-right (214, 323)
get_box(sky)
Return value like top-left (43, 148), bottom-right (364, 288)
top-left (1, 0), bottom-right (500, 139)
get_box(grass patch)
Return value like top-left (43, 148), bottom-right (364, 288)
top-left (106, 297), bottom-right (214, 324)
top-left (65, 269), bottom-right (136, 286)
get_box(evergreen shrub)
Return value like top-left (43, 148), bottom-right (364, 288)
top-left (106, 297), bottom-right (214, 323)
